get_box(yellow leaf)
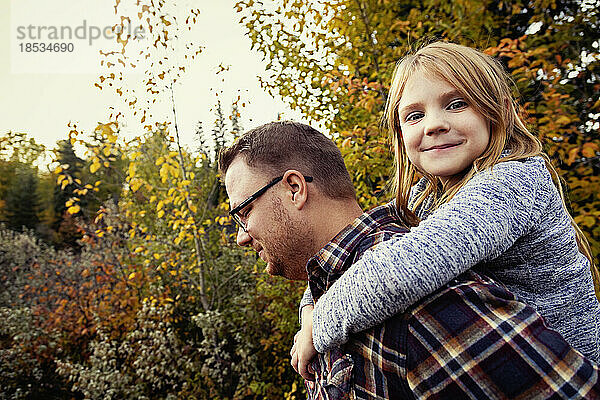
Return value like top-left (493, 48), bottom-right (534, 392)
top-left (128, 163), bottom-right (136, 177)
top-left (67, 205), bottom-right (81, 214)
top-left (160, 164), bottom-right (169, 182)
top-left (582, 143), bottom-right (599, 158)
top-left (94, 213), bottom-right (104, 224)
top-left (130, 179), bottom-right (143, 192)
top-left (128, 272), bottom-right (136, 280)
top-left (584, 216), bottom-right (595, 227)
top-left (134, 246), bottom-right (144, 253)
top-left (90, 163), bottom-right (101, 173)
top-left (157, 210), bottom-right (165, 218)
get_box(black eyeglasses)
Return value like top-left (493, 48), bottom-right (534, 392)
top-left (229, 175), bottom-right (313, 232)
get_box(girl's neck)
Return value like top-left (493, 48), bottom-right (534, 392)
top-left (438, 172), bottom-right (467, 193)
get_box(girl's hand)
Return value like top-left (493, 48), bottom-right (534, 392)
top-left (290, 305), bottom-right (317, 381)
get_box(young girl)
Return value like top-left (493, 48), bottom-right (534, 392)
top-left (294, 41), bottom-right (600, 371)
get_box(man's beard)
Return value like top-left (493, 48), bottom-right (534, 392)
top-left (263, 196), bottom-right (314, 280)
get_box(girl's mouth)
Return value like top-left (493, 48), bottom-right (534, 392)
top-left (424, 142), bottom-right (461, 151)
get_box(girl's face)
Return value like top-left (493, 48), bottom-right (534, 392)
top-left (397, 70), bottom-right (490, 183)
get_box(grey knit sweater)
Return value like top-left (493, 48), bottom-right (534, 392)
top-left (306, 156), bottom-right (600, 361)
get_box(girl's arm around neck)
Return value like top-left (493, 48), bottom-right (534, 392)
top-left (299, 286), bottom-right (314, 324)
top-left (312, 158), bottom-right (547, 352)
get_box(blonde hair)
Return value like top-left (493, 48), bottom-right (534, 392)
top-left (384, 41), bottom-right (596, 273)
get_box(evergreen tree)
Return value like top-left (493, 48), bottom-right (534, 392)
top-left (52, 140), bottom-right (86, 248)
top-left (0, 132), bottom-right (47, 235)
top-left (3, 164), bottom-right (40, 232)
top-left (52, 140), bottom-right (85, 222)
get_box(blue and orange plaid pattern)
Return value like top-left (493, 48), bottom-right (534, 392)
top-left (304, 202), bottom-right (600, 399)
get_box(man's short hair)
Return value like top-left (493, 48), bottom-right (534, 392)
top-left (218, 121), bottom-right (356, 200)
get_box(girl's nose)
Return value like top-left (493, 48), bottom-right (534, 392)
top-left (424, 113), bottom-right (450, 136)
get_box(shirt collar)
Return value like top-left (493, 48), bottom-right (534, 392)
top-left (306, 202), bottom-right (403, 277)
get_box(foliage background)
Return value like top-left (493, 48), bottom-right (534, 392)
top-left (1, 0), bottom-right (599, 398)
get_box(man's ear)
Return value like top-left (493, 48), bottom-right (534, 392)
top-left (282, 170), bottom-right (309, 210)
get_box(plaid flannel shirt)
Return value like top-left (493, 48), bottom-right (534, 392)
top-left (304, 202), bottom-right (600, 399)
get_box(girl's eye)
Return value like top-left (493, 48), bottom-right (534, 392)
top-left (405, 111), bottom-right (424, 122)
top-left (448, 99), bottom-right (468, 110)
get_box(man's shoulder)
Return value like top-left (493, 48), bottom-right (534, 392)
top-left (352, 202), bottom-right (409, 261)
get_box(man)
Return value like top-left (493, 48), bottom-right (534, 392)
top-left (219, 121), bottom-right (600, 399)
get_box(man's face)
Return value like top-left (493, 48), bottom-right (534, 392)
top-left (224, 157), bottom-right (312, 280)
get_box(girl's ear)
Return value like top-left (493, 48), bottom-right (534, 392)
top-left (282, 170), bottom-right (309, 210)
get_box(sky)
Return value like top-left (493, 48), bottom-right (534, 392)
top-left (1, 0), bottom-right (307, 166)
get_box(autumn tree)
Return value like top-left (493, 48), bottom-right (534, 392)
top-left (0, 131), bottom-right (46, 166)
top-left (236, 0), bottom-right (600, 264)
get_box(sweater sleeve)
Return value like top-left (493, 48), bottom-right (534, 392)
top-left (312, 159), bottom-right (545, 352)
top-left (298, 285), bottom-right (314, 324)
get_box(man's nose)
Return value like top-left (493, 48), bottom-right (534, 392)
top-left (236, 226), bottom-right (252, 247)
top-left (424, 112), bottom-right (450, 136)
